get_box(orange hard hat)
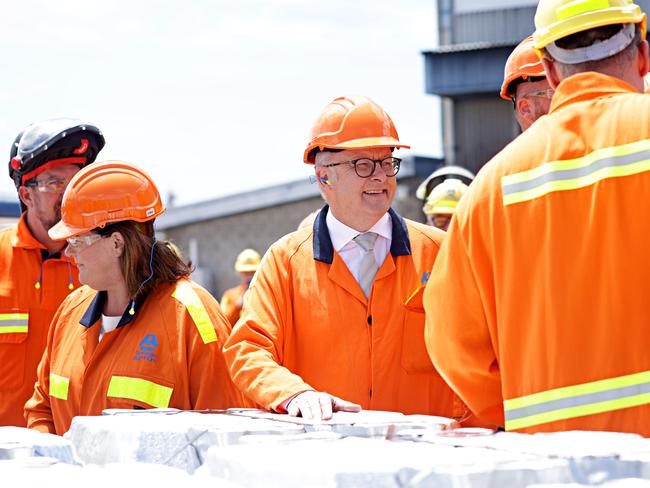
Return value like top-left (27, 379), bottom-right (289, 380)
top-left (500, 36), bottom-right (546, 101)
top-left (49, 160), bottom-right (165, 240)
top-left (303, 95), bottom-right (410, 164)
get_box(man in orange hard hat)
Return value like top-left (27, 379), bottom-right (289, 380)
top-left (501, 36), bottom-right (554, 131)
top-left (220, 248), bottom-right (261, 326)
top-left (224, 96), bottom-right (472, 424)
top-left (0, 119), bottom-right (104, 426)
top-left (425, 0), bottom-right (650, 434)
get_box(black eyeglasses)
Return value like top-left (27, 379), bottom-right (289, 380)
top-left (322, 157), bottom-right (401, 178)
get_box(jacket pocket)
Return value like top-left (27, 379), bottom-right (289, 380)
top-left (0, 311), bottom-right (29, 390)
top-left (401, 287), bottom-right (435, 374)
top-left (106, 374), bottom-right (175, 410)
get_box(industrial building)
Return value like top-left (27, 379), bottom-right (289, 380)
top-left (152, 0), bottom-right (650, 298)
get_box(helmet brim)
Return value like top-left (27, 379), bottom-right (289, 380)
top-left (235, 264), bottom-right (259, 272)
top-left (48, 220), bottom-right (93, 241)
top-left (304, 137), bottom-right (410, 164)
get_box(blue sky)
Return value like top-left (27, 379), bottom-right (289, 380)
top-left (0, 1), bottom-right (441, 205)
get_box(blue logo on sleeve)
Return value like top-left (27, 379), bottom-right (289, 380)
top-left (134, 334), bottom-right (158, 363)
top-left (421, 271), bottom-right (431, 285)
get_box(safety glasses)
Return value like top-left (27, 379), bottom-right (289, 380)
top-left (513, 88), bottom-right (555, 103)
top-left (24, 177), bottom-right (70, 193)
top-left (66, 233), bottom-right (106, 251)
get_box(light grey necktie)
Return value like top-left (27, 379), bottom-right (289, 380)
top-left (353, 232), bottom-right (379, 299)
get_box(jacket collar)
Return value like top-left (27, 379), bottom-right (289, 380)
top-left (12, 212), bottom-right (47, 250)
top-left (550, 72), bottom-right (640, 114)
top-left (313, 205), bottom-right (411, 264)
top-left (79, 290), bottom-right (143, 328)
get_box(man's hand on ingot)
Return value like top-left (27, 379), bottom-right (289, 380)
top-left (286, 391), bottom-right (361, 420)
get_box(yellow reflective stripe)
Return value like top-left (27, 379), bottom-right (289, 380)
top-left (49, 373), bottom-right (69, 400)
top-left (502, 139), bottom-right (650, 206)
top-left (506, 393), bottom-right (650, 430)
top-left (0, 313), bottom-right (29, 321)
top-left (504, 370), bottom-right (650, 410)
top-left (0, 312), bottom-right (28, 333)
top-left (107, 376), bottom-right (173, 408)
top-left (504, 370), bottom-right (650, 430)
top-left (171, 282), bottom-right (217, 344)
top-left (556, 0), bottom-right (610, 21)
top-left (435, 200), bottom-right (458, 208)
top-left (0, 326), bottom-right (28, 333)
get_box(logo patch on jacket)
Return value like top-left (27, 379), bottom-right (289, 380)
top-left (134, 334), bottom-right (158, 363)
top-left (421, 271), bottom-right (431, 285)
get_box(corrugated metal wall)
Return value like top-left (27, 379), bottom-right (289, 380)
top-left (453, 97), bottom-right (519, 174)
top-left (449, 0), bottom-right (650, 45)
top-left (454, 0), bottom-right (536, 14)
top-left (452, 6), bottom-right (536, 44)
top-left (434, 0), bottom-right (650, 174)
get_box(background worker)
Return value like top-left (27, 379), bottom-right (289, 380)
top-left (25, 161), bottom-right (243, 434)
top-left (224, 96), bottom-right (471, 423)
top-left (415, 165), bottom-right (474, 203)
top-left (220, 248), bottom-right (261, 326)
top-left (501, 36), bottom-right (554, 131)
top-left (0, 118), bottom-right (104, 427)
top-left (422, 178), bottom-right (469, 231)
top-left (425, 0), bottom-right (650, 434)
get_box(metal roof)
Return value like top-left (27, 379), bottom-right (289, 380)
top-left (424, 44), bottom-right (516, 98)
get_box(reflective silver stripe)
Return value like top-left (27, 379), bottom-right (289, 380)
top-left (0, 320), bottom-right (28, 327)
top-left (505, 381), bottom-right (650, 422)
top-left (502, 149), bottom-right (650, 197)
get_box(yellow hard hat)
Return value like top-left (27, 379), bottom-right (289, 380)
top-left (533, 0), bottom-right (646, 52)
top-left (422, 179), bottom-right (468, 216)
top-left (235, 248), bottom-right (261, 272)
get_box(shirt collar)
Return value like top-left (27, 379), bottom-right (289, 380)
top-left (12, 212), bottom-right (47, 250)
top-left (79, 290), bottom-right (144, 328)
top-left (326, 210), bottom-right (392, 253)
top-left (313, 205), bottom-right (411, 264)
top-left (550, 72), bottom-right (640, 114)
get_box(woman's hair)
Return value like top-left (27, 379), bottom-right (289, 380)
top-left (95, 220), bottom-right (193, 300)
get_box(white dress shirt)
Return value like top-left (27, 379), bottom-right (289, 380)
top-left (99, 314), bottom-right (121, 342)
top-left (326, 210), bottom-right (393, 283)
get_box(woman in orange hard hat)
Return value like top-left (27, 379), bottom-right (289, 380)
top-left (25, 160), bottom-right (244, 435)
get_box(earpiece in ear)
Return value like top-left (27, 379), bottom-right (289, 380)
top-left (319, 177), bottom-right (331, 186)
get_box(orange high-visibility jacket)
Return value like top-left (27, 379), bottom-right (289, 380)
top-left (25, 278), bottom-right (244, 435)
top-left (0, 214), bottom-right (80, 427)
top-left (220, 284), bottom-right (247, 326)
top-left (424, 73), bottom-right (650, 434)
top-left (223, 207), bottom-right (468, 420)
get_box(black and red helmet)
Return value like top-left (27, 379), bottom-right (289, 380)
top-left (8, 118), bottom-right (105, 189)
